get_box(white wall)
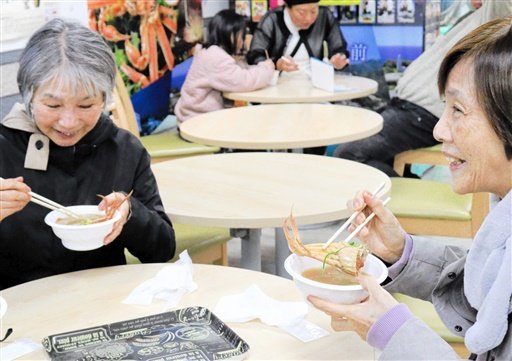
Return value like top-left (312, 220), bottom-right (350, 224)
top-left (202, 0), bottom-right (230, 18)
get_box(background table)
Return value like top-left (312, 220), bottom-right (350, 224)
top-left (1, 264), bottom-right (376, 360)
top-left (179, 104), bottom-right (383, 150)
top-left (223, 73), bottom-right (378, 103)
top-left (152, 152), bottom-right (390, 275)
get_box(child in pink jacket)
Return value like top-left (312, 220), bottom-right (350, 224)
top-left (175, 10), bottom-right (275, 124)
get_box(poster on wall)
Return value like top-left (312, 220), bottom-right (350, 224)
top-left (377, 0), bottom-right (395, 24)
top-left (251, 0), bottom-right (268, 22)
top-left (235, 0), bottom-right (251, 17)
top-left (339, 5), bottom-right (358, 24)
top-left (397, 0), bottom-right (415, 23)
top-left (88, 0), bottom-right (203, 95)
top-left (359, 0), bottom-right (376, 24)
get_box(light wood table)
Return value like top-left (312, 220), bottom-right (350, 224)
top-left (180, 104), bottom-right (383, 150)
top-left (223, 73), bottom-right (378, 104)
top-left (152, 153), bottom-right (390, 275)
top-left (0, 264), bottom-right (376, 360)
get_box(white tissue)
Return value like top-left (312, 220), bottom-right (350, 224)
top-left (214, 285), bottom-right (329, 342)
top-left (0, 339), bottom-right (42, 361)
top-left (0, 295), bottom-right (7, 319)
top-left (123, 251), bottom-right (197, 308)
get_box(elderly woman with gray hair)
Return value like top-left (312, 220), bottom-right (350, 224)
top-left (309, 16), bottom-right (512, 360)
top-left (0, 19), bottom-right (175, 290)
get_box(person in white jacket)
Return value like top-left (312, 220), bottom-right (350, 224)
top-left (333, 0), bottom-right (512, 177)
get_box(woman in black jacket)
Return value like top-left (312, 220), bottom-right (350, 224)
top-left (247, 0), bottom-right (349, 73)
top-left (0, 19), bottom-right (176, 290)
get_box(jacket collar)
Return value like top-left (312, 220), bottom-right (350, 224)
top-left (1, 103), bottom-right (117, 171)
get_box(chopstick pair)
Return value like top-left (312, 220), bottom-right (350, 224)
top-left (29, 192), bottom-right (82, 219)
top-left (323, 182), bottom-right (389, 249)
top-left (0, 176), bottom-right (80, 218)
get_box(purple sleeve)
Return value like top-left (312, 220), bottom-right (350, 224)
top-left (387, 234), bottom-right (413, 279)
top-left (366, 304), bottom-right (414, 350)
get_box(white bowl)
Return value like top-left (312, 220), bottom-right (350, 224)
top-left (44, 205), bottom-right (120, 251)
top-left (284, 253), bottom-right (388, 304)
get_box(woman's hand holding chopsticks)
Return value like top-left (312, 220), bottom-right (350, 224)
top-left (347, 190), bottom-right (406, 264)
top-left (0, 176), bottom-right (31, 222)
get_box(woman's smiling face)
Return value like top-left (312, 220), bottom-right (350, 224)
top-left (31, 80), bottom-right (104, 147)
top-left (433, 58), bottom-right (512, 198)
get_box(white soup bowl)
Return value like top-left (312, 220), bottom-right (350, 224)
top-left (284, 253), bottom-right (388, 304)
top-left (44, 205), bottom-right (120, 251)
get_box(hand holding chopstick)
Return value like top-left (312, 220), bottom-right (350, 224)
top-left (1, 176), bottom-right (81, 219)
top-left (343, 197), bottom-right (391, 245)
top-left (323, 182), bottom-right (386, 249)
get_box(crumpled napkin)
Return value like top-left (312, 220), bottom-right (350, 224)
top-left (123, 250), bottom-right (197, 308)
top-left (214, 285), bottom-right (329, 342)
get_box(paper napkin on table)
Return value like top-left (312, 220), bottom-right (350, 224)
top-left (0, 339), bottom-right (42, 361)
top-left (123, 250), bottom-right (197, 308)
top-left (213, 284), bottom-right (329, 342)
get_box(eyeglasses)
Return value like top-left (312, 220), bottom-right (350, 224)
top-left (0, 328), bottom-right (13, 342)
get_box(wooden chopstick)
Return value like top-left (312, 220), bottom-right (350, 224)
top-left (323, 182), bottom-right (386, 249)
top-left (343, 197), bottom-right (391, 245)
top-left (29, 191), bottom-right (81, 219)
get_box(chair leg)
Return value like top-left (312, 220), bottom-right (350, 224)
top-left (450, 342), bottom-right (470, 358)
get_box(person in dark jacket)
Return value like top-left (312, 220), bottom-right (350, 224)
top-left (247, 0), bottom-right (349, 73)
top-left (0, 19), bottom-right (175, 290)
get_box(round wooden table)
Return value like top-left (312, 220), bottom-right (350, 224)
top-left (152, 153), bottom-right (390, 275)
top-left (179, 104), bottom-right (383, 150)
top-left (223, 73), bottom-right (378, 103)
top-left (1, 264), bottom-right (376, 360)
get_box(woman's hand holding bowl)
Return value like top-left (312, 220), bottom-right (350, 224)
top-left (98, 191), bottom-right (131, 245)
top-left (308, 272), bottom-right (399, 340)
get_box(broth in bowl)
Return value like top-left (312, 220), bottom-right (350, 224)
top-left (56, 214), bottom-right (104, 225)
top-left (285, 253), bottom-right (388, 304)
top-left (302, 266), bottom-right (358, 286)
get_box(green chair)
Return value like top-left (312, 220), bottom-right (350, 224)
top-left (139, 132), bottom-right (219, 163)
top-left (125, 223), bottom-right (231, 266)
top-left (389, 177), bottom-right (488, 239)
top-left (111, 72), bottom-right (220, 163)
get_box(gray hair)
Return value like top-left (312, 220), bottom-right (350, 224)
top-left (17, 18), bottom-right (116, 117)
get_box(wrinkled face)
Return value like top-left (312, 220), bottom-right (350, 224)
top-left (31, 80), bottom-right (104, 147)
top-left (433, 58), bottom-right (512, 197)
top-left (288, 3), bottom-right (319, 30)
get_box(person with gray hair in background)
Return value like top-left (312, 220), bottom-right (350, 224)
top-left (0, 19), bottom-right (176, 290)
